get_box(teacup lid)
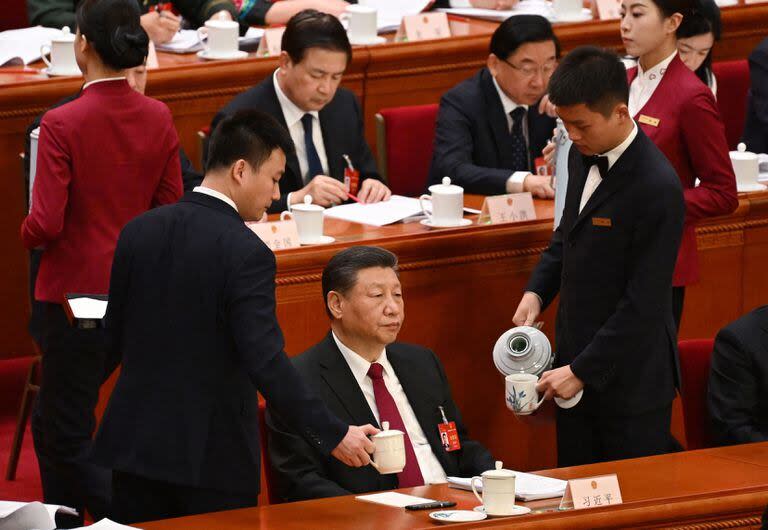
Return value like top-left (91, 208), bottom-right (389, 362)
top-left (429, 176), bottom-right (463, 195)
top-left (482, 461), bottom-right (515, 479)
top-left (372, 420), bottom-right (404, 438)
top-left (52, 26), bottom-right (76, 42)
top-left (731, 142), bottom-right (758, 161)
top-left (292, 194), bottom-right (324, 212)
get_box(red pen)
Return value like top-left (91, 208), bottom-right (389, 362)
top-left (347, 192), bottom-right (362, 204)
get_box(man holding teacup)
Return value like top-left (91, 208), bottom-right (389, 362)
top-left (212, 10), bottom-right (391, 212)
top-left (512, 47), bottom-right (685, 467)
top-left (266, 246), bottom-right (495, 501)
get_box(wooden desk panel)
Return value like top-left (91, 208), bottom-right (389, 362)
top-left (140, 443), bottom-right (768, 530)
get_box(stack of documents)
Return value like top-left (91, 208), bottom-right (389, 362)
top-left (448, 472), bottom-right (567, 501)
top-left (356, 492), bottom-right (435, 507)
top-left (0, 26), bottom-right (63, 66)
top-left (324, 195), bottom-right (425, 226)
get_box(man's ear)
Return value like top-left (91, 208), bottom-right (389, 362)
top-left (615, 103), bottom-right (631, 121)
top-left (487, 53), bottom-right (499, 78)
top-left (327, 291), bottom-right (343, 320)
top-left (278, 51), bottom-right (292, 73)
top-left (231, 159), bottom-right (247, 185)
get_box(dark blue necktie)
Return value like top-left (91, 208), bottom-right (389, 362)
top-left (301, 113), bottom-right (324, 180)
top-left (509, 106), bottom-right (529, 172)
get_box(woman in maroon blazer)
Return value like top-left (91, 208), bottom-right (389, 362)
top-left (20, 0), bottom-right (182, 525)
top-left (619, 0), bottom-right (737, 329)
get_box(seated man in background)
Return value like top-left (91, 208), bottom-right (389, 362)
top-left (742, 37), bottom-right (768, 154)
top-left (428, 15), bottom-right (558, 198)
top-left (708, 305), bottom-right (768, 445)
top-left (212, 10), bottom-right (389, 212)
top-left (28, 0), bottom-right (237, 44)
top-left (267, 246), bottom-right (494, 502)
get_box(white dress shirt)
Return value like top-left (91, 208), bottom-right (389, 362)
top-left (491, 76), bottom-right (531, 193)
top-left (578, 122), bottom-right (638, 213)
top-left (332, 332), bottom-right (448, 485)
top-left (193, 185), bottom-right (238, 213)
top-left (627, 51), bottom-right (677, 117)
top-left (81, 76), bottom-right (126, 90)
top-left (273, 70), bottom-right (329, 183)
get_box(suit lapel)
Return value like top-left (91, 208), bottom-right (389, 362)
top-left (317, 334), bottom-right (379, 427)
top-left (265, 79), bottom-right (304, 191)
top-left (481, 70), bottom-right (516, 169)
top-left (319, 106), bottom-right (344, 182)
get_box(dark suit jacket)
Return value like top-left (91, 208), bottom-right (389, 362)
top-left (211, 77), bottom-right (381, 213)
top-left (428, 68), bottom-right (555, 195)
top-left (708, 305), bottom-right (768, 446)
top-left (93, 193), bottom-right (347, 496)
top-left (526, 128), bottom-right (685, 416)
top-left (266, 333), bottom-right (495, 502)
top-left (743, 37), bottom-right (768, 154)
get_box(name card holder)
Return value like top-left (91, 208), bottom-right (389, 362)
top-left (246, 219), bottom-right (300, 252)
top-left (594, 0), bottom-right (622, 19)
top-left (478, 192), bottom-right (536, 225)
top-left (395, 13), bottom-right (450, 43)
top-left (559, 474), bottom-right (623, 511)
top-left (256, 27), bottom-right (285, 57)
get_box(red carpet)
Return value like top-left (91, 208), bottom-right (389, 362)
top-left (0, 356), bottom-right (43, 503)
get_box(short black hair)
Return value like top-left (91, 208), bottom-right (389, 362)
top-left (282, 9), bottom-right (352, 66)
top-left (677, 0), bottom-right (721, 86)
top-left (322, 246), bottom-right (399, 319)
top-left (548, 46), bottom-right (629, 117)
top-left (206, 109), bottom-right (295, 173)
top-left (76, 0), bottom-right (149, 70)
top-left (490, 14), bottom-right (560, 61)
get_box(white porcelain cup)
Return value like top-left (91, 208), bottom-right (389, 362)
top-left (505, 373), bottom-right (545, 415)
top-left (370, 421), bottom-right (406, 474)
top-left (40, 26), bottom-right (78, 74)
top-left (197, 19), bottom-right (239, 57)
top-left (341, 5), bottom-right (378, 44)
top-left (730, 142), bottom-right (760, 189)
top-left (552, 0), bottom-right (583, 17)
top-left (471, 461), bottom-right (517, 516)
top-left (419, 177), bottom-right (464, 226)
top-left (280, 195), bottom-right (324, 244)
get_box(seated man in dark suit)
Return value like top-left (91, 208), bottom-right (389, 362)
top-left (212, 10), bottom-right (390, 212)
top-left (428, 15), bottom-right (558, 198)
top-left (708, 305), bottom-right (768, 445)
top-left (742, 37), bottom-right (768, 154)
top-left (267, 246), bottom-right (495, 502)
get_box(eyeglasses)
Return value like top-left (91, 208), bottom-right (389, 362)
top-left (501, 58), bottom-right (558, 78)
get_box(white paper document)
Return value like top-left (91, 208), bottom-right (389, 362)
top-left (324, 195), bottom-right (425, 226)
top-left (0, 26), bottom-right (64, 66)
top-left (440, 0), bottom-right (587, 22)
top-left (356, 492), bottom-right (435, 507)
top-left (448, 473), bottom-right (567, 501)
top-left (0, 501), bottom-right (78, 530)
top-left (66, 296), bottom-right (108, 320)
top-left (360, 0), bottom-right (433, 32)
top-left (155, 29), bottom-right (204, 53)
top-left (73, 518), bottom-right (142, 529)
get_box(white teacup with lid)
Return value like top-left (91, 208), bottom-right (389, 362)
top-left (471, 461), bottom-right (517, 516)
top-left (730, 142), bottom-right (765, 192)
top-left (419, 177), bottom-right (465, 227)
top-left (280, 195), bottom-right (325, 244)
top-left (370, 421), bottom-right (406, 474)
top-left (197, 19), bottom-right (240, 58)
top-left (40, 26), bottom-right (80, 76)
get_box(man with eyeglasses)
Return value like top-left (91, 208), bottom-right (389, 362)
top-left (428, 15), bottom-right (559, 198)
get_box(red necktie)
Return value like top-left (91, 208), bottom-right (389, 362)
top-left (367, 362), bottom-right (424, 488)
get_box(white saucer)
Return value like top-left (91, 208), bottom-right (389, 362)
top-left (737, 182), bottom-right (767, 192)
top-left (420, 218), bottom-right (473, 228)
top-left (42, 67), bottom-right (81, 77)
top-left (553, 9), bottom-right (593, 22)
top-left (197, 49), bottom-right (249, 61)
top-left (429, 510), bottom-right (487, 524)
top-left (348, 35), bottom-right (387, 46)
top-left (474, 505), bottom-right (532, 517)
top-left (555, 389), bottom-right (583, 409)
top-left (300, 235), bottom-right (336, 246)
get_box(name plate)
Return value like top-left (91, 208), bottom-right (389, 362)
top-left (559, 474), bottom-right (623, 511)
top-left (256, 27), bottom-right (285, 57)
top-left (479, 192), bottom-right (537, 225)
top-left (594, 0), bottom-right (621, 19)
top-left (246, 219), bottom-right (300, 251)
top-left (395, 13), bottom-right (450, 42)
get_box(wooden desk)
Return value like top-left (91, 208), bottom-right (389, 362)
top-left (140, 442), bottom-right (768, 529)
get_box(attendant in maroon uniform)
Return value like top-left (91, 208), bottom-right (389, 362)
top-left (620, 0), bottom-right (737, 329)
top-left (20, 0), bottom-right (182, 525)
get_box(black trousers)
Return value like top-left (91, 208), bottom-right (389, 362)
top-left (31, 303), bottom-right (111, 528)
top-left (556, 404), bottom-right (677, 468)
top-left (111, 471), bottom-right (257, 524)
top-left (672, 286), bottom-right (686, 332)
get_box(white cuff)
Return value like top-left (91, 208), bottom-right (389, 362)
top-left (506, 171), bottom-right (530, 194)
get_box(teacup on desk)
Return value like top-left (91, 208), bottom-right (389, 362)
top-left (552, 0), bottom-right (584, 18)
top-left (419, 177), bottom-right (465, 227)
top-left (40, 26), bottom-right (79, 76)
top-left (280, 195), bottom-right (325, 245)
top-left (505, 373), bottom-right (544, 415)
top-left (471, 461), bottom-right (517, 516)
top-left (197, 19), bottom-right (239, 57)
top-left (370, 421), bottom-right (406, 474)
top-left (342, 5), bottom-right (379, 45)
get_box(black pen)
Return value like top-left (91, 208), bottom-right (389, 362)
top-left (404, 501), bottom-right (457, 511)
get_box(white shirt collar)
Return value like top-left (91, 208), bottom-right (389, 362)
top-left (332, 331), bottom-right (389, 386)
top-left (636, 50), bottom-right (677, 82)
top-left (273, 69), bottom-right (318, 128)
top-left (81, 76), bottom-right (127, 90)
top-left (193, 185), bottom-right (238, 213)
top-left (601, 121), bottom-right (638, 170)
top-left (491, 75), bottom-right (528, 116)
